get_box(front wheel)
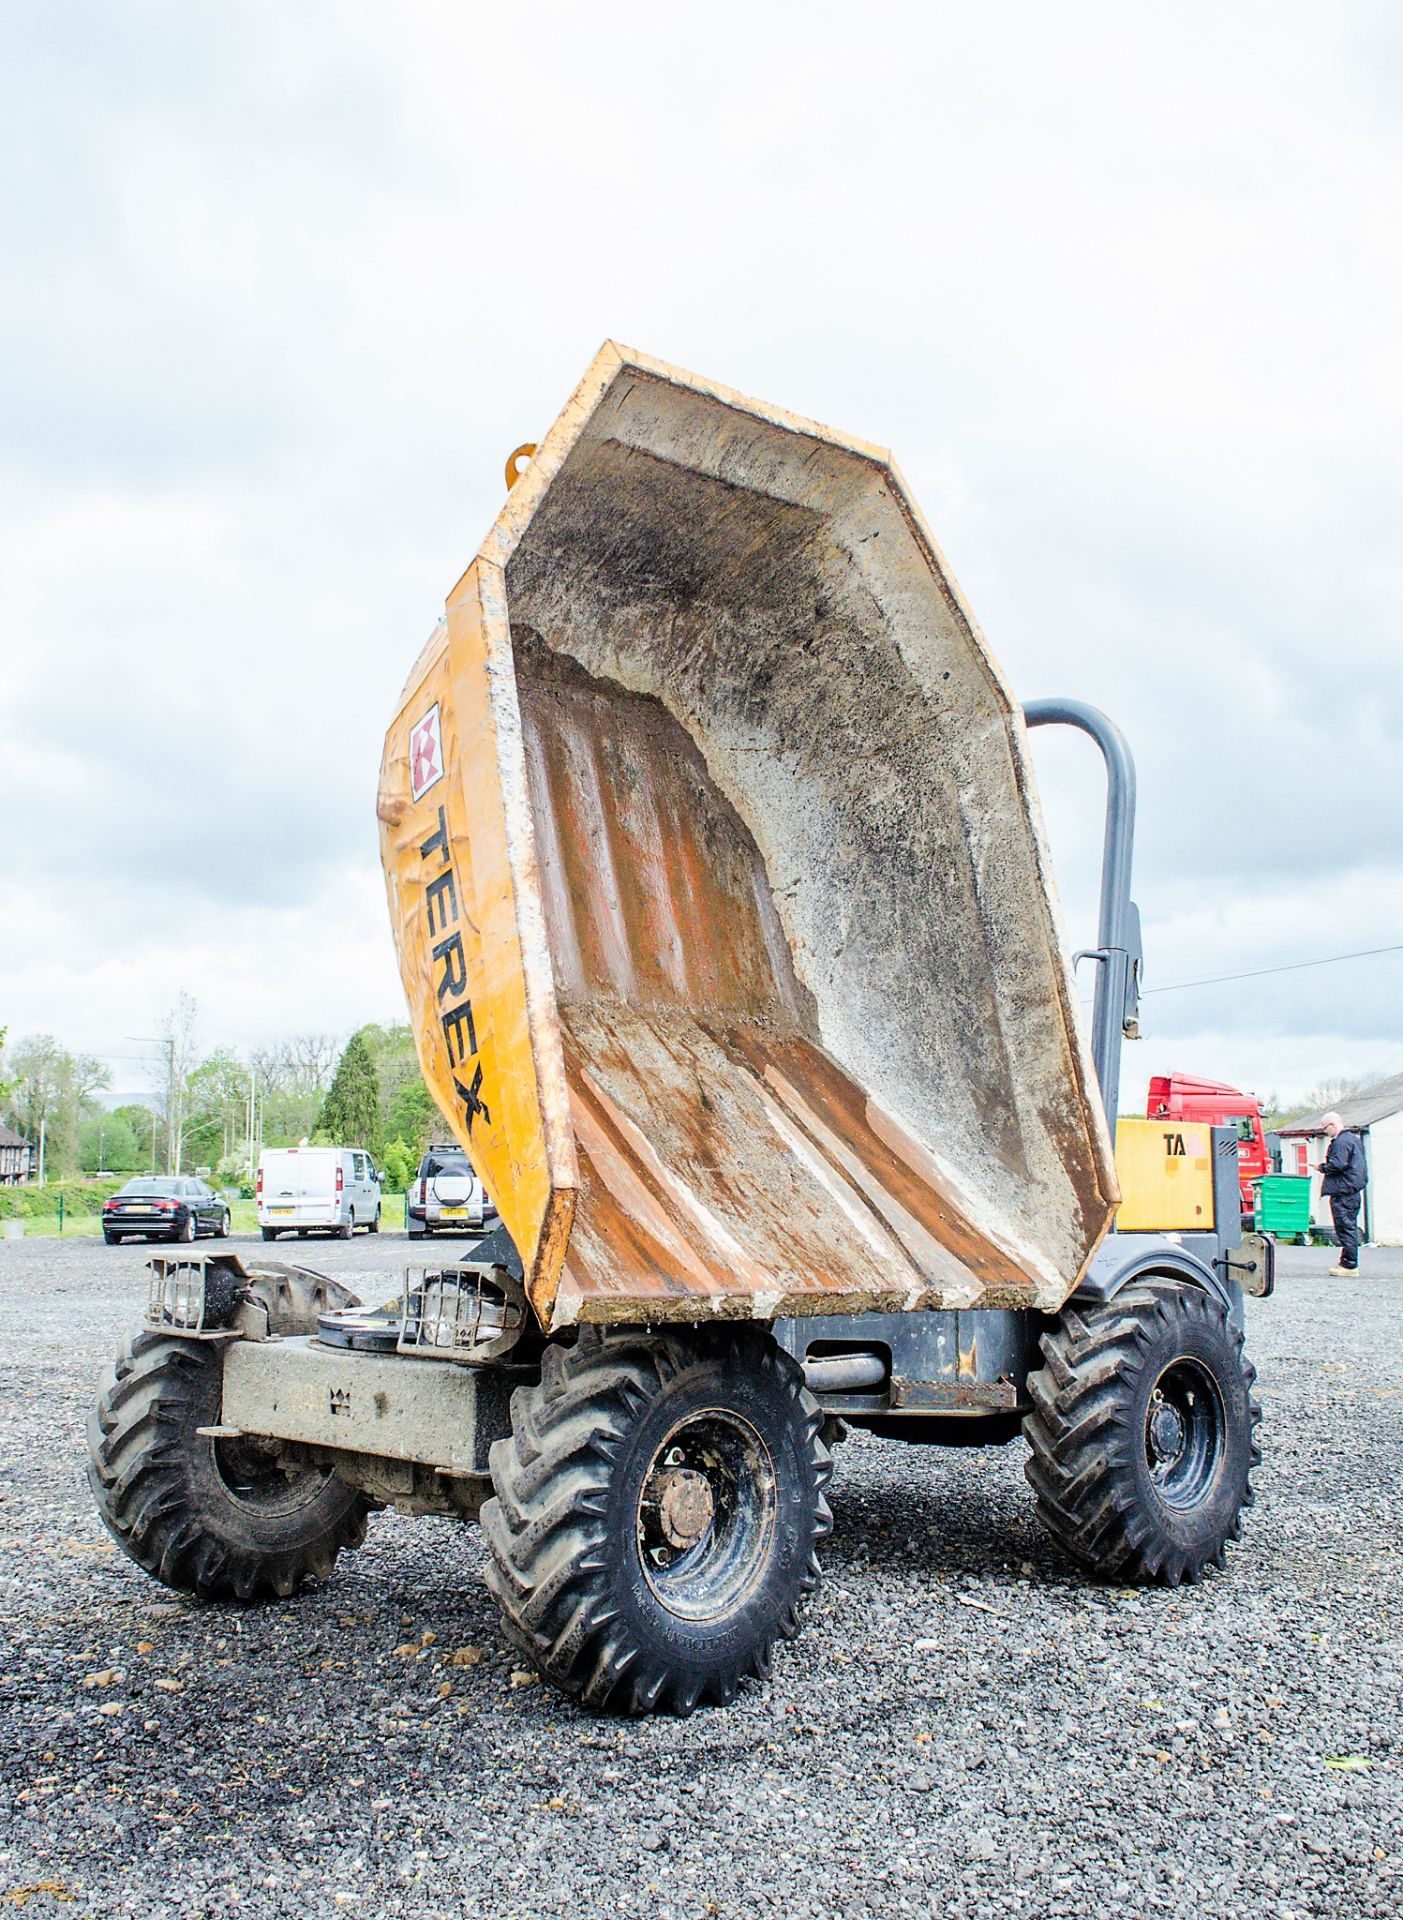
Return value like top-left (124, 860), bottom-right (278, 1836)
top-left (1024, 1277), bottom-right (1262, 1586)
top-left (217, 1210), bottom-right (231, 1238)
top-left (87, 1331), bottom-right (370, 1600)
top-left (482, 1325), bottom-right (832, 1715)
top-left (368, 1210), bottom-right (380, 1235)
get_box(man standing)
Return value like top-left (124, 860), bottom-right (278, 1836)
top-left (1316, 1111), bottom-right (1368, 1277)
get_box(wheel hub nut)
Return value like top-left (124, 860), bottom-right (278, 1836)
top-left (1149, 1401), bottom-right (1185, 1463)
top-left (654, 1468), bottom-right (714, 1548)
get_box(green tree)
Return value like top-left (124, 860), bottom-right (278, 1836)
top-left (317, 1032), bottom-right (381, 1147)
top-left (1265, 1074), bottom-right (1378, 1129)
top-left (380, 1138), bottom-right (414, 1192)
top-left (5, 1034), bottom-right (110, 1178)
top-left (184, 1049), bottom-right (251, 1171)
top-left (384, 1080), bottom-right (440, 1159)
top-left (79, 1112), bottom-right (140, 1173)
top-left (112, 1104), bottom-right (158, 1172)
top-left (253, 1033), bottom-right (339, 1147)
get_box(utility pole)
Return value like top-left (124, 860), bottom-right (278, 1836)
top-left (246, 1065), bottom-right (259, 1180)
top-left (37, 1116), bottom-right (46, 1188)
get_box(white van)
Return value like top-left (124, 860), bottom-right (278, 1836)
top-left (257, 1147), bottom-right (381, 1241)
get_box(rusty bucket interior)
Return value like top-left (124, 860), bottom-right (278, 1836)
top-left (379, 344), bottom-right (1118, 1331)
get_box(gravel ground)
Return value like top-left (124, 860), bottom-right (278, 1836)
top-left (0, 1234), bottom-right (1399, 1919)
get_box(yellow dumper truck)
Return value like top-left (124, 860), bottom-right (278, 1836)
top-left (89, 346), bottom-right (1273, 1714)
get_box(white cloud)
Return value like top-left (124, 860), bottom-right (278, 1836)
top-left (2, 0), bottom-right (1401, 1105)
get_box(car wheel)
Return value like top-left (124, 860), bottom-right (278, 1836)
top-left (178, 1213), bottom-right (196, 1245)
top-left (103, 1232), bottom-right (121, 1246)
top-left (217, 1210), bottom-right (231, 1239)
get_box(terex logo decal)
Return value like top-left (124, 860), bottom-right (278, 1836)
top-left (419, 804), bottom-right (491, 1136)
top-left (409, 704), bottom-right (444, 802)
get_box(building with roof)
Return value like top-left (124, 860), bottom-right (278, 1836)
top-left (0, 1124), bottom-right (36, 1187)
top-left (1278, 1071), bottom-right (1403, 1246)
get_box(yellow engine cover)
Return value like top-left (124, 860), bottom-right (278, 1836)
top-left (1113, 1118), bottom-right (1216, 1232)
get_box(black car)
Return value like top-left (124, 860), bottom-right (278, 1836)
top-left (102, 1177), bottom-right (231, 1246)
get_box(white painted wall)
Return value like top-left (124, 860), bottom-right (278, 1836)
top-left (1367, 1112), bottom-right (1403, 1245)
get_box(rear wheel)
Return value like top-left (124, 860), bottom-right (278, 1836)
top-left (1024, 1278), bottom-right (1261, 1585)
top-left (337, 1220), bottom-right (354, 1240)
top-left (103, 1232), bottom-right (122, 1246)
top-left (482, 1325), bottom-right (832, 1714)
top-left (260, 1226), bottom-right (280, 1242)
top-left (178, 1214), bottom-right (196, 1245)
top-left (88, 1331), bottom-right (370, 1600)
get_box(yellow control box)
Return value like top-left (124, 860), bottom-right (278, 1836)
top-left (1113, 1118), bottom-right (1216, 1232)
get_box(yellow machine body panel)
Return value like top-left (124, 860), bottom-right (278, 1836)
top-left (379, 343), bottom-right (1120, 1333)
top-left (377, 564), bottom-right (577, 1293)
top-left (1113, 1118), bottom-right (1216, 1232)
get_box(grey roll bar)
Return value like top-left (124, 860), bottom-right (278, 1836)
top-left (1021, 699), bottom-right (1142, 1121)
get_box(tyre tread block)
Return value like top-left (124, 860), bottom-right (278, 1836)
top-left (1023, 1277), bottom-right (1262, 1587)
top-left (483, 1326), bottom-right (829, 1716)
top-left (86, 1331), bottom-right (370, 1603)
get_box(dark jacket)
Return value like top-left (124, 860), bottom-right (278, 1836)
top-left (1322, 1130), bottom-right (1367, 1195)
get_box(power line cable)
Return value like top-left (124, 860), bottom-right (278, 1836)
top-left (1144, 942), bottom-right (1403, 995)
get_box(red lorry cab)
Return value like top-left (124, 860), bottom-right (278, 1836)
top-left (1146, 1073), bottom-right (1269, 1222)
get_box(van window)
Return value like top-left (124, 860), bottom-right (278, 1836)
top-left (351, 1153), bottom-right (364, 1180)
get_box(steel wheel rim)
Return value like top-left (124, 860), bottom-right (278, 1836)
top-left (636, 1408), bottom-right (776, 1621)
top-left (211, 1435), bottom-right (333, 1517)
top-left (1144, 1358), bottom-right (1225, 1511)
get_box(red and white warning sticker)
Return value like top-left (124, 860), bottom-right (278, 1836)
top-left (409, 702), bottom-right (444, 802)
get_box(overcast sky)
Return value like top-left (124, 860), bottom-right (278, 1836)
top-left (3, 1), bottom-right (1400, 1113)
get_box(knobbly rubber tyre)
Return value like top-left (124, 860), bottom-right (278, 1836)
top-left (482, 1325), bottom-right (832, 1715)
top-left (87, 1331), bottom-right (370, 1601)
top-left (1024, 1278), bottom-right (1262, 1585)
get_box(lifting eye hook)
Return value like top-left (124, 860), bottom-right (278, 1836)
top-left (504, 443), bottom-right (537, 493)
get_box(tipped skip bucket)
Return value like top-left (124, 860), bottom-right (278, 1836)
top-left (378, 344), bottom-right (1118, 1331)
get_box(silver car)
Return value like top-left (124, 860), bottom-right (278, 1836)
top-left (406, 1144), bottom-right (498, 1238)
